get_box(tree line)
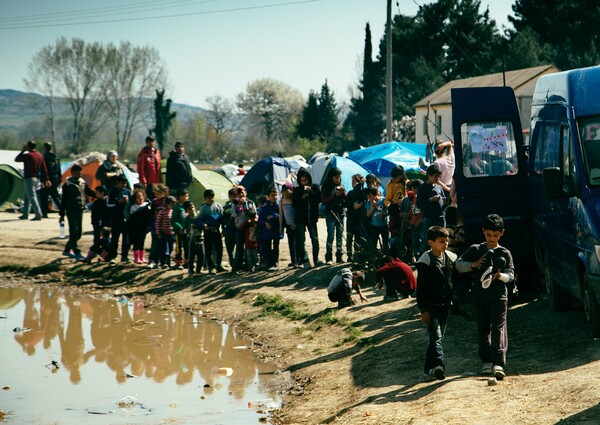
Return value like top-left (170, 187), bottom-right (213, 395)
top-left (5, 0), bottom-right (597, 163)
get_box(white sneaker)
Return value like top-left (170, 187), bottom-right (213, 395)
top-left (481, 363), bottom-right (493, 375)
top-left (493, 365), bottom-right (506, 380)
top-left (430, 365), bottom-right (445, 380)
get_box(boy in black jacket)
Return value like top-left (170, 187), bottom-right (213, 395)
top-left (59, 164), bottom-right (96, 260)
top-left (416, 226), bottom-right (457, 381)
top-left (456, 214), bottom-right (514, 380)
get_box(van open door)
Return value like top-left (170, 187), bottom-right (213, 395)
top-left (451, 87), bottom-right (534, 294)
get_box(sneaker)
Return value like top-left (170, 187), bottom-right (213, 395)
top-left (62, 250), bottom-right (72, 257)
top-left (18, 215), bottom-right (28, 220)
top-left (287, 262), bottom-right (297, 269)
top-left (325, 260), bottom-right (333, 265)
top-left (481, 363), bottom-right (493, 375)
top-left (216, 265), bottom-right (228, 273)
top-left (431, 365), bottom-right (445, 380)
top-left (161, 264), bottom-right (169, 270)
top-left (109, 259), bottom-right (116, 264)
top-left (383, 294), bottom-right (399, 301)
top-left (151, 263), bottom-right (159, 270)
top-left (209, 268), bottom-right (217, 275)
top-left (31, 216), bottom-right (42, 221)
top-left (314, 260), bottom-right (325, 267)
top-left (120, 257), bottom-right (131, 263)
top-left (74, 253), bottom-right (85, 261)
top-left (267, 265), bottom-right (278, 271)
top-left (493, 365), bottom-right (506, 380)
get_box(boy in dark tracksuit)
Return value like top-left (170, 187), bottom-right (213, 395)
top-left (416, 226), bottom-right (457, 381)
top-left (60, 164), bottom-right (96, 260)
top-left (456, 214), bottom-right (514, 380)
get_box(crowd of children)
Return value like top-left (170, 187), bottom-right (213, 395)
top-left (56, 149), bottom-right (515, 383)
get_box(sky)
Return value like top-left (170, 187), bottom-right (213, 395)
top-left (0, 0), bottom-right (516, 109)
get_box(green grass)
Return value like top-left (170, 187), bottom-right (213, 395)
top-left (252, 293), bottom-right (309, 321)
top-left (310, 309), bottom-right (363, 347)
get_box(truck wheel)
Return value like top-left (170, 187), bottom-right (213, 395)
top-left (545, 255), bottom-right (570, 311)
top-left (583, 286), bottom-right (600, 338)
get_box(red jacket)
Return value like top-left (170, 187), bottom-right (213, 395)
top-left (375, 258), bottom-right (416, 292)
top-left (137, 146), bottom-right (162, 185)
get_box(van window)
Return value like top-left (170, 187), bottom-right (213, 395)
top-left (532, 122), bottom-right (561, 175)
top-left (579, 116), bottom-right (600, 184)
top-left (562, 125), bottom-right (577, 192)
top-left (460, 121), bottom-right (518, 178)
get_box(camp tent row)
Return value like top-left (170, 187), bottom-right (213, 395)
top-left (1, 142), bottom-right (428, 207)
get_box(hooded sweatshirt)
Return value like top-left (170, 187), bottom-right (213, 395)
top-left (166, 150), bottom-right (193, 190)
top-left (292, 167), bottom-right (321, 225)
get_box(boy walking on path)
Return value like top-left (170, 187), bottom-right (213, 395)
top-left (59, 164), bottom-right (96, 260)
top-left (416, 226), bottom-right (457, 381)
top-left (456, 214), bottom-right (514, 380)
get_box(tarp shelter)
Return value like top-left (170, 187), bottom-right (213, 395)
top-left (348, 142), bottom-right (427, 186)
top-left (214, 163), bottom-right (245, 184)
top-left (61, 152), bottom-right (139, 189)
top-left (309, 154), bottom-right (375, 194)
top-left (188, 166), bottom-right (235, 206)
top-left (240, 157), bottom-right (293, 199)
top-left (0, 150), bottom-right (24, 206)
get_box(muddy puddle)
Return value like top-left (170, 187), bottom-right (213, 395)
top-left (0, 285), bottom-right (283, 424)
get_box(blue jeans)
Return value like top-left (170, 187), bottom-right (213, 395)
top-left (424, 305), bottom-right (449, 374)
top-left (22, 177), bottom-right (42, 218)
top-left (325, 214), bottom-right (344, 262)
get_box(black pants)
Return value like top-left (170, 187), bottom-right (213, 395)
top-left (188, 241), bottom-right (204, 274)
top-left (65, 209), bottom-right (83, 254)
top-left (473, 299), bottom-right (508, 367)
top-left (204, 229), bottom-right (223, 268)
top-left (110, 219), bottom-right (130, 260)
top-left (39, 185), bottom-right (61, 216)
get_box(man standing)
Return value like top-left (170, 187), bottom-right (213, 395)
top-left (40, 142), bottom-right (62, 218)
top-left (166, 141), bottom-right (193, 192)
top-left (137, 135), bottom-right (161, 200)
top-left (15, 140), bottom-right (49, 221)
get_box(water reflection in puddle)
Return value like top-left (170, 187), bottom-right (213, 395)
top-left (0, 285), bottom-right (282, 424)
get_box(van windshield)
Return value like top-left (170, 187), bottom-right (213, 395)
top-left (579, 117), bottom-right (600, 183)
top-left (460, 121), bottom-right (518, 178)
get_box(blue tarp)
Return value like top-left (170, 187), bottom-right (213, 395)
top-left (348, 142), bottom-right (426, 176)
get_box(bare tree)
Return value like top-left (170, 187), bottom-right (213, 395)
top-left (25, 37), bottom-right (109, 154)
top-left (236, 78), bottom-right (304, 147)
top-left (102, 42), bottom-right (168, 157)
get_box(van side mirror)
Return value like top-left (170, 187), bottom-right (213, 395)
top-left (543, 167), bottom-right (563, 198)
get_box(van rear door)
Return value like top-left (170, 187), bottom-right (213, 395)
top-left (451, 87), bottom-right (533, 289)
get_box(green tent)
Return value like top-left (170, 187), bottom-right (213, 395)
top-left (0, 163), bottom-right (24, 207)
top-left (188, 167), bottom-right (235, 207)
top-left (162, 165), bottom-right (235, 207)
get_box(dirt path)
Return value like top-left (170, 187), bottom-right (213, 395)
top-left (0, 211), bottom-right (599, 424)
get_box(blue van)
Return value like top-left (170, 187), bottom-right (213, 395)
top-left (451, 67), bottom-right (600, 337)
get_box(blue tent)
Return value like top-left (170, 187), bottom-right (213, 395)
top-left (240, 156), bottom-right (293, 199)
top-left (348, 142), bottom-right (427, 186)
top-left (309, 154), bottom-right (376, 194)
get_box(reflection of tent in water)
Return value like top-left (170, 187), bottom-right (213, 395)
top-left (0, 287), bottom-right (25, 309)
top-left (0, 150), bottom-right (25, 206)
top-left (61, 152), bottom-right (138, 189)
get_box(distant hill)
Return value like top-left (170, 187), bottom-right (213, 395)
top-left (0, 89), bottom-right (208, 132)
